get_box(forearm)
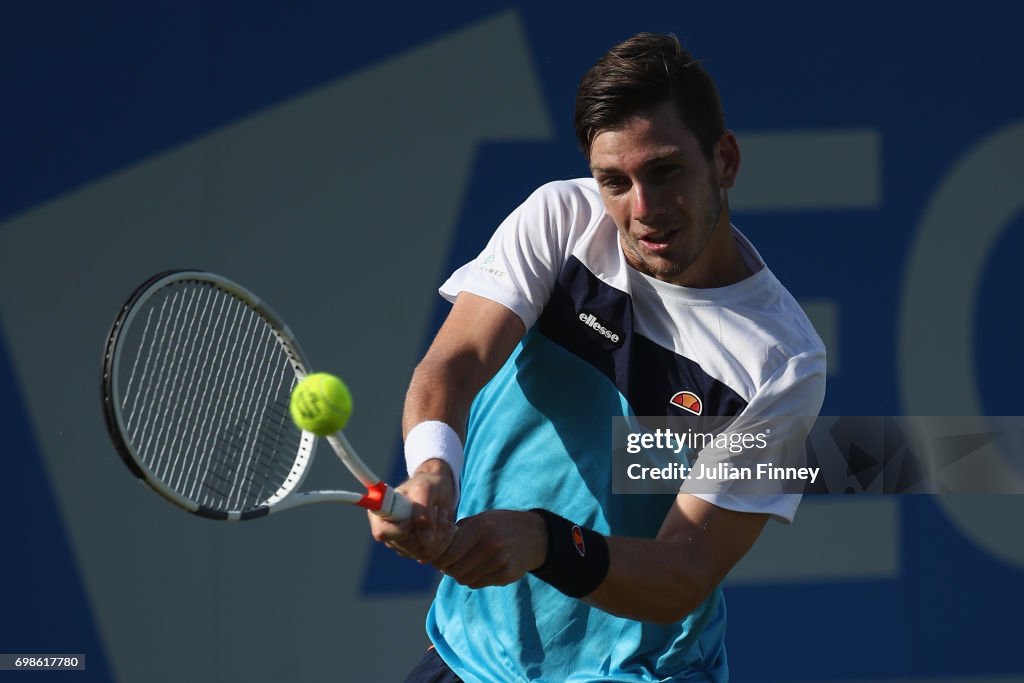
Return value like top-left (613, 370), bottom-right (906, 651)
top-left (530, 498), bottom-right (768, 624)
top-left (399, 294), bottom-right (526, 504)
top-left (402, 293), bottom-right (525, 439)
top-left (400, 353), bottom-right (482, 499)
top-left (402, 354), bottom-right (475, 441)
top-left (585, 536), bottom-right (710, 624)
top-left (528, 509), bottom-right (709, 624)
top-left (441, 510), bottom-right (712, 622)
top-left (436, 503), bottom-right (764, 625)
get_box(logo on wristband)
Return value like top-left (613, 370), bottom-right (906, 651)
top-left (571, 525), bottom-right (586, 557)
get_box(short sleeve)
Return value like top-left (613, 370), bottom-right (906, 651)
top-left (440, 181), bottom-right (595, 330)
top-left (682, 349), bottom-right (827, 523)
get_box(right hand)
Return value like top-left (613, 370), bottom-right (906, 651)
top-left (368, 458), bottom-right (456, 564)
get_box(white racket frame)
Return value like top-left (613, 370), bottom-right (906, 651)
top-left (102, 270), bottom-right (410, 522)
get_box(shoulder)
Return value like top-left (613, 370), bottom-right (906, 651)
top-left (735, 272), bottom-right (827, 414)
top-left (505, 178), bottom-right (609, 259)
top-left (724, 228), bottom-right (826, 369)
top-left (522, 178), bottom-right (603, 219)
top-left (755, 272), bottom-right (824, 354)
top-left (532, 176), bottom-right (600, 198)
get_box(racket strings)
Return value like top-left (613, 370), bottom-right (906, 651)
top-left (206, 312), bottom-right (292, 509)
top-left (178, 288), bottom-right (238, 495)
top-left (174, 288), bottom-right (248, 503)
top-left (151, 286), bottom-right (216, 485)
top-left (196, 299), bottom-right (268, 507)
top-left (117, 280), bottom-right (303, 512)
top-left (201, 406), bottom-right (298, 504)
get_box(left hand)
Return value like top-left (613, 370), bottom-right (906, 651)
top-left (432, 510), bottom-right (548, 589)
top-left (368, 460), bottom-right (456, 564)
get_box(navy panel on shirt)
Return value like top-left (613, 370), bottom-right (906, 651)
top-left (537, 255), bottom-right (748, 418)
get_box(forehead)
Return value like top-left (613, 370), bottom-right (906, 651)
top-left (589, 102), bottom-right (701, 171)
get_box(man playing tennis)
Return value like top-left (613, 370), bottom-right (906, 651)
top-left (370, 32), bottom-right (826, 682)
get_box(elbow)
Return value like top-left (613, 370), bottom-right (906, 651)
top-left (646, 609), bottom-right (686, 626)
top-left (647, 577), bottom-right (714, 625)
top-left (648, 602), bottom-right (699, 626)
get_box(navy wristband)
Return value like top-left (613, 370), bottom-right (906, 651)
top-left (529, 509), bottom-right (610, 598)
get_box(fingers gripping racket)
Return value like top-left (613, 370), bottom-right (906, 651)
top-left (101, 270), bottom-right (411, 522)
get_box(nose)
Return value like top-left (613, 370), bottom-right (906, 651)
top-left (631, 182), bottom-right (663, 222)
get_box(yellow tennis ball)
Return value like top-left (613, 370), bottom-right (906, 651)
top-left (289, 373), bottom-right (353, 436)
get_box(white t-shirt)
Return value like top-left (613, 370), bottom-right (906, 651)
top-left (428, 177), bottom-right (827, 683)
top-left (441, 177), bottom-right (827, 522)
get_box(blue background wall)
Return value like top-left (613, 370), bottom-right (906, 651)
top-left (2, 3), bottom-right (1022, 681)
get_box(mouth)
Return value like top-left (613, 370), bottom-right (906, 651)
top-left (636, 230), bottom-right (676, 253)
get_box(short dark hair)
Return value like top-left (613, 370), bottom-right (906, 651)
top-left (574, 33), bottom-right (725, 160)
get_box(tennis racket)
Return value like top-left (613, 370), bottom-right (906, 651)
top-left (101, 270), bottom-right (411, 522)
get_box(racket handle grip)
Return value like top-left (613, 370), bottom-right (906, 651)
top-left (376, 486), bottom-right (413, 522)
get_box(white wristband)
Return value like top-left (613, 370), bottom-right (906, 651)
top-left (404, 421), bottom-right (464, 503)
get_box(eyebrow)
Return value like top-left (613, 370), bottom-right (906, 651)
top-left (589, 150), bottom-right (680, 174)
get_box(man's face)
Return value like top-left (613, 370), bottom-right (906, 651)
top-left (589, 101), bottom-right (737, 287)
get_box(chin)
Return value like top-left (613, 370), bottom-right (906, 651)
top-left (640, 258), bottom-right (685, 281)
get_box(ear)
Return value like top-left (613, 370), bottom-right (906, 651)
top-left (715, 130), bottom-right (741, 189)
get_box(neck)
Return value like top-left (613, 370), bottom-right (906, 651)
top-left (673, 210), bottom-right (753, 289)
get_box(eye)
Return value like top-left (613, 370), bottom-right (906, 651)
top-left (599, 175), bottom-right (629, 194)
top-left (649, 164), bottom-right (681, 183)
